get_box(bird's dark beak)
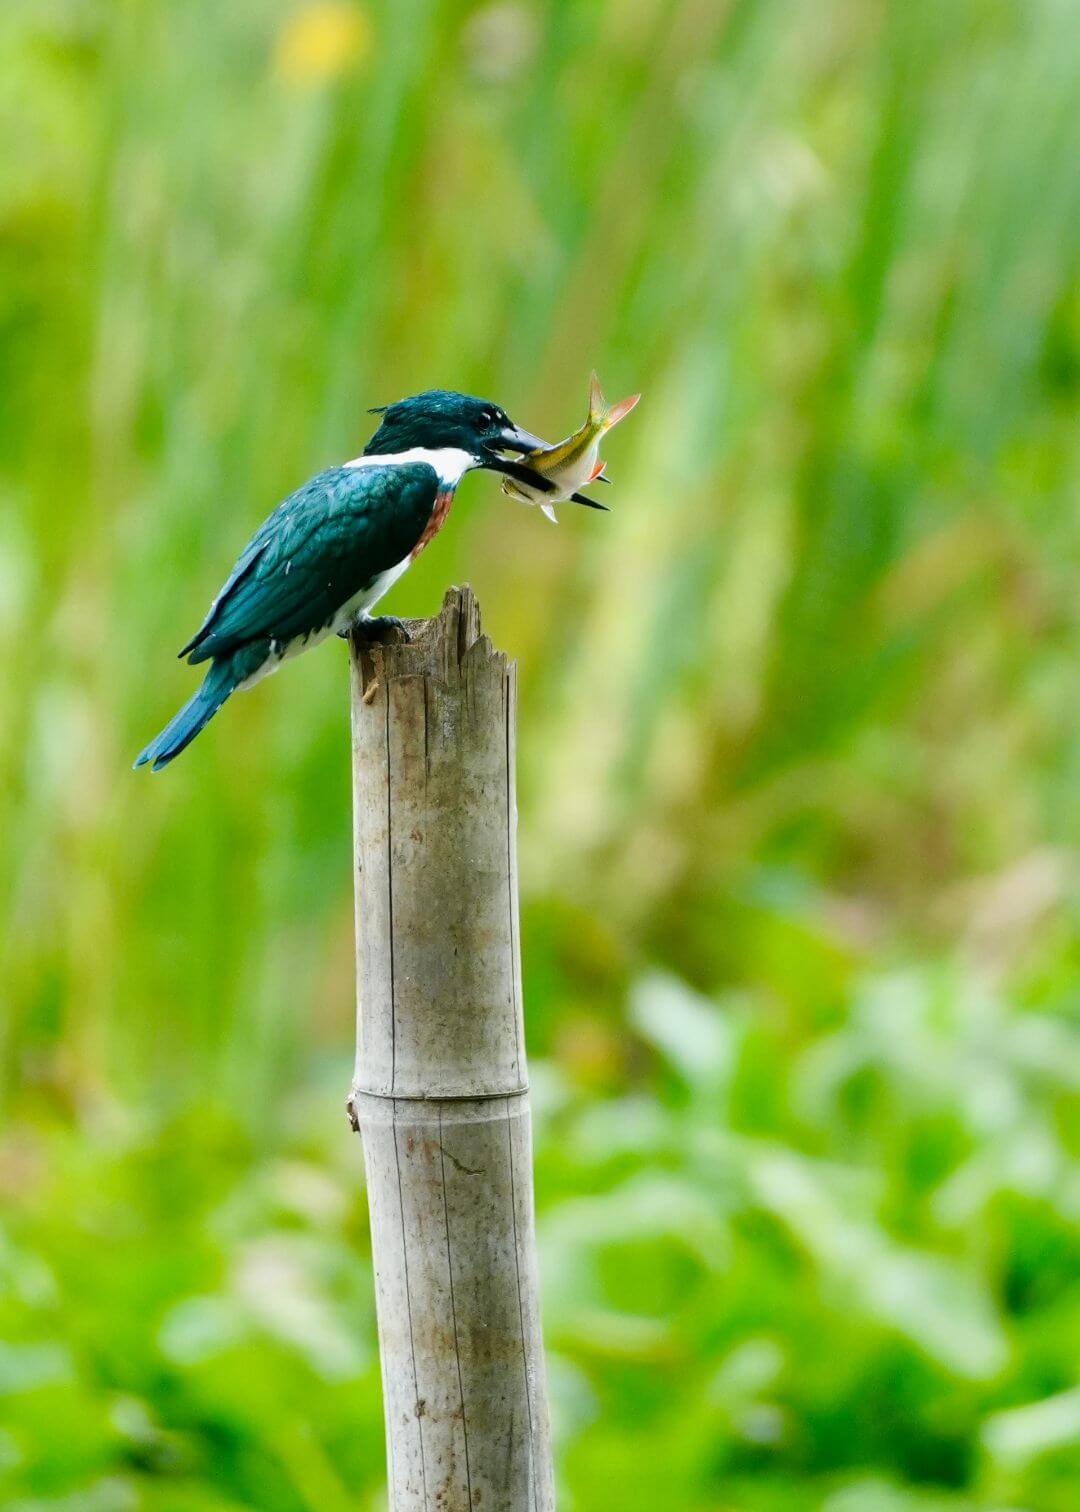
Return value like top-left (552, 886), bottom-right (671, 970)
top-left (487, 421), bottom-right (547, 456)
top-left (478, 421), bottom-right (548, 482)
top-left (479, 453), bottom-right (553, 488)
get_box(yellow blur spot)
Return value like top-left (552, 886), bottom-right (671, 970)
top-left (275, 2), bottom-right (371, 87)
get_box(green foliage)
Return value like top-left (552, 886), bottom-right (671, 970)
top-left (2, 0), bottom-right (1079, 1507)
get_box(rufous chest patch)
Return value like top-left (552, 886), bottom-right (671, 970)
top-left (410, 487), bottom-right (456, 559)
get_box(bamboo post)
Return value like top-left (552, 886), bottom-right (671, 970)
top-left (347, 586), bottom-right (555, 1512)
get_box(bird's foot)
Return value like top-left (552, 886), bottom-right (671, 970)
top-left (340, 614), bottom-right (411, 644)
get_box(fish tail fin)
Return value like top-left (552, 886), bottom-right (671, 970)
top-left (587, 370), bottom-right (607, 425)
top-left (588, 371), bottom-right (640, 433)
top-left (601, 391), bottom-right (640, 431)
top-left (133, 658), bottom-right (241, 772)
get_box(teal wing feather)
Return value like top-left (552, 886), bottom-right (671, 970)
top-left (177, 536), bottom-right (268, 658)
top-left (181, 464), bottom-right (438, 663)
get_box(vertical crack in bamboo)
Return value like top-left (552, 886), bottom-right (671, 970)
top-left (505, 1095), bottom-right (536, 1498)
top-left (438, 1106), bottom-right (475, 1508)
top-left (394, 1114), bottom-right (429, 1504)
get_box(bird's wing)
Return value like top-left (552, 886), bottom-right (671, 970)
top-left (182, 464), bottom-right (439, 663)
top-left (177, 535), bottom-right (268, 658)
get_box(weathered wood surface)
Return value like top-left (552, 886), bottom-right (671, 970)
top-left (349, 586), bottom-right (554, 1512)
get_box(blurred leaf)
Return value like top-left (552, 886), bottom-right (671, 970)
top-left (629, 971), bottom-right (737, 1094)
top-left (982, 1386), bottom-right (1080, 1467)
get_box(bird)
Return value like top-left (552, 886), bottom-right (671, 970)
top-left (133, 389), bottom-right (607, 772)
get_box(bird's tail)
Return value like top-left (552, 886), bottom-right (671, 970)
top-left (133, 658), bottom-right (240, 772)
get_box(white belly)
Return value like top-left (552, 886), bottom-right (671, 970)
top-left (236, 556), bottom-right (412, 690)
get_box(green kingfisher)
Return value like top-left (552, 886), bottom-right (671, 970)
top-left (134, 389), bottom-right (606, 772)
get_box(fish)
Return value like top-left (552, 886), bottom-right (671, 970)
top-left (501, 371), bottom-right (640, 522)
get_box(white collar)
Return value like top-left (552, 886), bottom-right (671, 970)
top-left (344, 446), bottom-right (476, 488)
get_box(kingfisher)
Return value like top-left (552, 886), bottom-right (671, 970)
top-left (134, 389), bottom-right (606, 772)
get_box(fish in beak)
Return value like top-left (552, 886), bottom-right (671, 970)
top-left (480, 420), bottom-right (610, 513)
top-left (499, 372), bottom-right (640, 522)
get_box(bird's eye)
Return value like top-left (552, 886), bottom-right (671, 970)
top-left (481, 409), bottom-right (496, 428)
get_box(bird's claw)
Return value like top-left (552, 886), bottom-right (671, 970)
top-left (366, 615), bottom-right (411, 643)
top-left (342, 614), bottom-right (411, 644)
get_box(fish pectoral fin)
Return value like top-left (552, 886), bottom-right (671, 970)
top-left (540, 503), bottom-right (559, 524)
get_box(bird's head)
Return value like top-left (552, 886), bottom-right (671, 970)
top-left (363, 390), bottom-right (543, 472)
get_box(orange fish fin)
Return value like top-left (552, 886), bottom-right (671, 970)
top-left (602, 392), bottom-right (640, 430)
top-left (588, 460), bottom-right (607, 481)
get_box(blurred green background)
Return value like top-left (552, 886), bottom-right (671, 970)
top-left (3, 0), bottom-right (1079, 1507)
